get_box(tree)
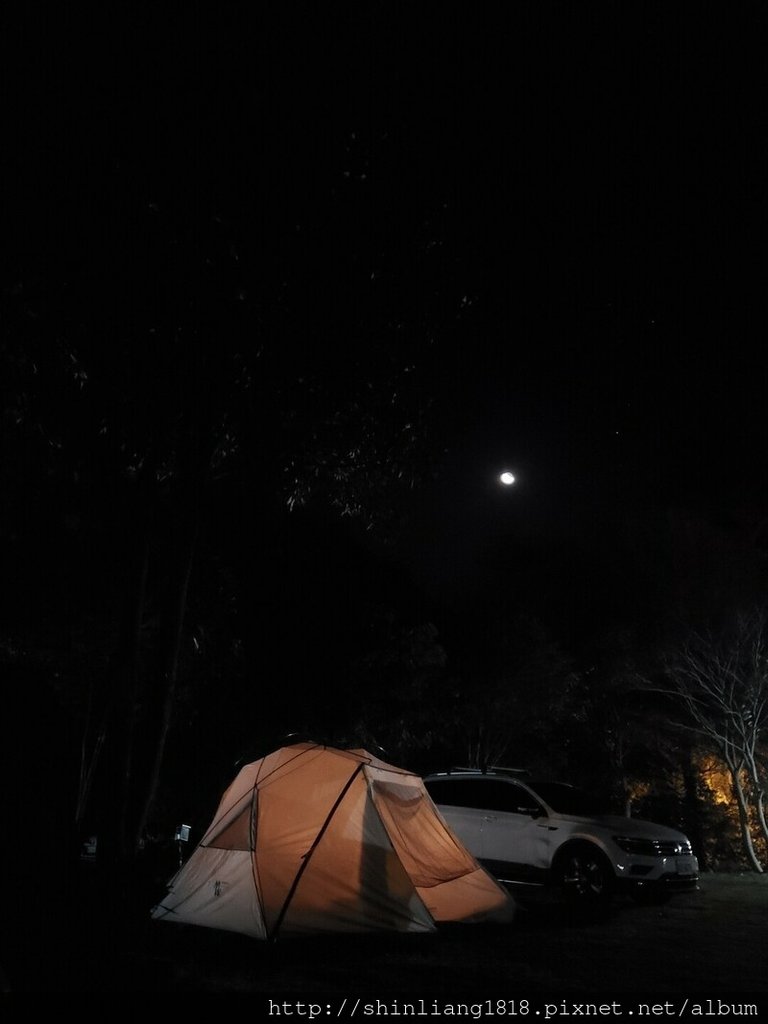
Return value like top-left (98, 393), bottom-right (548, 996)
top-left (347, 616), bottom-right (449, 766)
top-left (655, 608), bottom-right (768, 871)
top-left (441, 611), bottom-right (577, 774)
top-left (2, 186), bottom-right (451, 865)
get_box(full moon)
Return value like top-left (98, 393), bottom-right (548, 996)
top-left (499, 472), bottom-right (516, 486)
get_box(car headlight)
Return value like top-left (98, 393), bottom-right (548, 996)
top-left (614, 836), bottom-right (693, 856)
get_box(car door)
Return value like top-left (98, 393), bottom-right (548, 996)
top-left (474, 780), bottom-right (552, 885)
top-left (423, 778), bottom-right (489, 862)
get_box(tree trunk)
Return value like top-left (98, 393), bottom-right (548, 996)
top-left (116, 536), bottom-right (150, 860)
top-left (74, 533), bottom-right (148, 849)
top-left (132, 519), bottom-right (197, 854)
top-left (728, 761), bottom-right (763, 872)
top-left (74, 696), bottom-right (107, 828)
top-left (743, 748), bottom-right (768, 850)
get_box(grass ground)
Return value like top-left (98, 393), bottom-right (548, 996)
top-left (3, 870), bottom-right (768, 999)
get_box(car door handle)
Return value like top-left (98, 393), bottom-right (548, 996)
top-left (483, 815), bottom-right (496, 822)
top-left (537, 823), bottom-right (558, 831)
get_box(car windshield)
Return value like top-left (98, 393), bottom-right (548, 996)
top-left (528, 782), bottom-right (606, 817)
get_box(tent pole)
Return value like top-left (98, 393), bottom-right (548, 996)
top-left (269, 762), bottom-right (365, 942)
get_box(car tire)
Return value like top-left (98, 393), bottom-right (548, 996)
top-left (554, 844), bottom-right (613, 908)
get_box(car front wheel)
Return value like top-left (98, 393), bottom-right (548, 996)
top-left (554, 844), bottom-right (613, 908)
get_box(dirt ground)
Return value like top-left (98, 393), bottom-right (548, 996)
top-left (3, 871), bottom-right (768, 999)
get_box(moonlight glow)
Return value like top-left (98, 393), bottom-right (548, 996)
top-left (499, 472), bottom-right (516, 486)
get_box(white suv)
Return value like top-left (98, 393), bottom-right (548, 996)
top-left (423, 769), bottom-right (700, 908)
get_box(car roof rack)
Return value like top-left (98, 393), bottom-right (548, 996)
top-left (447, 765), bottom-right (529, 776)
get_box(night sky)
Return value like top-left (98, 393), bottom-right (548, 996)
top-left (3, 5), bottom-right (768, 631)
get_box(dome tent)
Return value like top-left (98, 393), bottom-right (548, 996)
top-left (151, 742), bottom-right (514, 940)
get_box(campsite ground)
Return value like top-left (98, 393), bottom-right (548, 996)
top-left (3, 870), bottom-right (768, 999)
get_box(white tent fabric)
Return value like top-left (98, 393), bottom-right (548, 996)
top-left (151, 742), bottom-right (514, 939)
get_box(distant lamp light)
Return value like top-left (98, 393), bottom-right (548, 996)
top-left (499, 472), bottom-right (516, 486)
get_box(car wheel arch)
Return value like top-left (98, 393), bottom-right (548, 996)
top-left (552, 836), bottom-right (614, 869)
